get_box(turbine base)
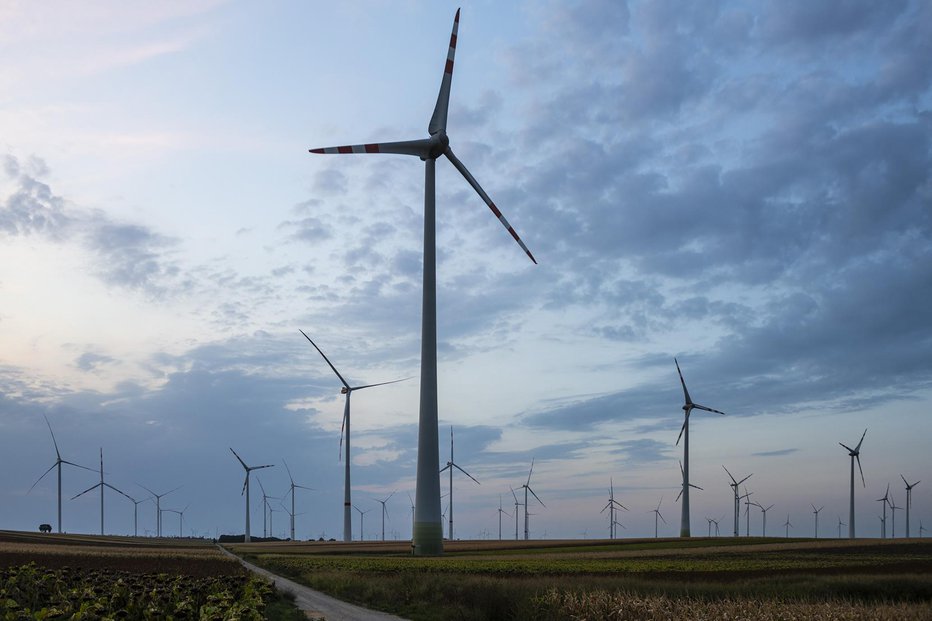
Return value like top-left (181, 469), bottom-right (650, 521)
top-left (412, 521), bottom-right (444, 556)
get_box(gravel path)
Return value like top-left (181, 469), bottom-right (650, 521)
top-left (218, 546), bottom-right (409, 621)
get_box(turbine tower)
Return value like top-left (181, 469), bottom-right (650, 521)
top-left (300, 330), bottom-right (405, 543)
top-left (723, 466), bottom-right (752, 537)
top-left (230, 448), bottom-right (273, 543)
top-left (520, 459), bottom-right (545, 540)
top-left (839, 429), bottom-right (866, 539)
top-left (283, 460), bottom-right (313, 541)
top-left (70, 448), bottom-right (133, 536)
top-left (439, 427), bottom-right (479, 541)
top-left (674, 359), bottom-right (725, 538)
top-left (139, 484), bottom-right (180, 538)
top-left (901, 475), bottom-right (920, 538)
top-left (308, 9), bottom-right (536, 555)
top-left (28, 415), bottom-right (95, 534)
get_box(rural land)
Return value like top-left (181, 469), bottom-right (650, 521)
top-left (3, 529), bottom-right (932, 620)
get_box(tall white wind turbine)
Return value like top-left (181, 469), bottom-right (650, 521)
top-left (783, 515), bottom-right (792, 538)
top-left (839, 429), bottom-right (866, 539)
top-left (28, 415), bottom-right (95, 534)
top-left (837, 516), bottom-right (846, 539)
top-left (876, 483), bottom-right (890, 539)
top-left (889, 495), bottom-right (900, 539)
top-left (375, 491), bottom-right (395, 542)
top-left (283, 460), bottom-right (313, 541)
top-left (510, 487), bottom-right (523, 541)
top-left (230, 448), bottom-right (273, 543)
top-left (753, 502), bottom-right (774, 537)
top-left (497, 495), bottom-right (511, 541)
top-left (521, 459), bottom-right (545, 540)
top-left (300, 330), bottom-right (405, 544)
top-left (674, 359), bottom-right (725, 538)
top-left (139, 484), bottom-right (180, 538)
top-left (439, 427), bottom-right (479, 542)
top-left (308, 9), bottom-right (536, 555)
top-left (651, 497), bottom-right (666, 538)
top-left (601, 478), bottom-right (628, 540)
top-left (901, 475), bottom-right (920, 538)
top-left (70, 448), bottom-right (134, 536)
top-left (354, 505), bottom-right (372, 541)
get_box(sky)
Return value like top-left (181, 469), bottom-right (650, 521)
top-left (1, 0), bottom-right (930, 541)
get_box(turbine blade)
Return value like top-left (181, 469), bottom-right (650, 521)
top-left (299, 330), bottom-right (350, 389)
top-left (230, 448), bottom-right (248, 470)
top-left (44, 415), bottom-right (62, 459)
top-left (339, 395), bottom-right (349, 462)
top-left (28, 463), bottom-right (58, 494)
top-left (737, 474), bottom-right (753, 485)
top-left (443, 146), bottom-right (537, 264)
top-left (527, 486), bottom-right (545, 508)
top-left (659, 511), bottom-right (666, 524)
top-left (252, 464), bottom-right (275, 470)
top-left (241, 475), bottom-right (248, 496)
top-left (856, 454), bottom-right (865, 487)
top-left (854, 428), bottom-right (867, 452)
top-left (722, 465), bottom-right (737, 484)
top-left (693, 403), bottom-right (725, 416)
top-left (839, 442), bottom-right (854, 453)
top-left (901, 474), bottom-right (908, 487)
top-left (674, 358), bottom-right (692, 404)
top-left (283, 460), bottom-right (295, 485)
top-left (691, 484), bottom-right (704, 491)
top-left (439, 463), bottom-right (451, 473)
top-left (428, 8), bottom-right (460, 135)
top-left (453, 463), bottom-right (480, 485)
top-left (105, 483), bottom-right (134, 502)
top-left (675, 417), bottom-right (687, 446)
top-left (352, 377), bottom-right (410, 391)
top-left (510, 486), bottom-right (519, 503)
top-left (71, 483), bottom-right (100, 500)
top-left (675, 488), bottom-right (683, 502)
top-left (527, 458), bottom-right (535, 486)
top-left (308, 138), bottom-right (433, 158)
top-left (256, 477), bottom-right (267, 495)
top-left (61, 460), bottom-right (97, 473)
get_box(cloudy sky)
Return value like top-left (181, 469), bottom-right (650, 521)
top-left (2, 0), bottom-right (930, 541)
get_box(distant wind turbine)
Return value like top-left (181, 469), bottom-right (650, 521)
top-left (811, 504), bottom-right (824, 539)
top-left (837, 516), bottom-right (846, 539)
top-left (901, 475), bottom-right (920, 538)
top-left (783, 515), bottom-right (793, 538)
top-left (497, 495), bottom-right (511, 541)
top-left (651, 497), bottom-right (666, 538)
top-left (300, 329), bottom-right (405, 543)
top-left (256, 478), bottom-right (277, 539)
top-left (723, 466), bottom-right (752, 537)
top-left (711, 516), bottom-right (722, 536)
top-left (375, 491), bottom-right (395, 542)
top-left (439, 427), bottom-right (479, 541)
top-left (283, 460), bottom-right (313, 541)
top-left (354, 505), bottom-right (372, 541)
top-left (230, 448), bottom-right (273, 543)
top-left (839, 429), bottom-right (866, 539)
top-left (740, 489), bottom-right (754, 536)
top-left (920, 521), bottom-right (927, 538)
top-left (674, 359), bottom-right (725, 538)
top-left (753, 502), bottom-right (774, 537)
top-left (521, 459), bottom-right (545, 540)
top-left (139, 484), bottom-right (180, 538)
top-left (876, 483), bottom-right (890, 539)
top-left (70, 448), bottom-right (134, 536)
top-left (510, 486), bottom-right (523, 541)
top-left (28, 415), bottom-right (95, 534)
top-left (308, 8), bottom-right (536, 556)
top-left (601, 478), bottom-right (628, 540)
top-left (675, 461), bottom-right (703, 504)
top-left (889, 495), bottom-right (901, 539)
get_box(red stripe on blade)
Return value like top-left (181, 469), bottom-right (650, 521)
top-left (365, 144), bottom-right (380, 153)
top-left (337, 146), bottom-right (353, 154)
top-left (488, 202), bottom-right (503, 218)
top-left (445, 59), bottom-right (454, 74)
top-left (450, 34), bottom-right (457, 48)
top-left (309, 148), bottom-right (325, 154)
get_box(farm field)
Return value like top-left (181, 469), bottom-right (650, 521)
top-left (0, 530), bottom-right (304, 620)
top-left (227, 536), bottom-right (932, 621)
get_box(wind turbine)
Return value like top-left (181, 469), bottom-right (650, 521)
top-left (811, 504), bottom-right (824, 539)
top-left (28, 415), bottom-right (95, 534)
top-left (520, 459), bottom-right (545, 540)
top-left (439, 427), bottom-right (479, 542)
top-left (230, 448), bottom-right (273, 543)
top-left (497, 495), bottom-right (511, 541)
top-left (308, 9), bottom-right (536, 555)
top-left (877, 484), bottom-right (890, 539)
top-left (783, 515), bottom-right (792, 538)
top-left (920, 521), bottom-right (927, 538)
top-left (889, 495), bottom-right (900, 539)
top-left (510, 486), bottom-right (524, 541)
top-left (138, 484), bottom-right (180, 538)
top-left (70, 448), bottom-right (134, 536)
top-left (901, 475), bottom-right (920, 538)
top-left (650, 498), bottom-right (667, 538)
top-left (712, 516), bottom-right (722, 536)
top-left (354, 505), bottom-right (372, 541)
top-left (837, 516), bottom-right (846, 539)
top-left (839, 429), bottom-right (866, 539)
top-left (740, 489), bottom-right (754, 536)
top-left (300, 330), bottom-right (405, 544)
top-left (706, 517), bottom-right (714, 537)
top-left (407, 492), bottom-right (416, 539)
top-left (256, 477), bottom-right (278, 539)
top-left (753, 502), bottom-right (774, 537)
top-left (279, 500), bottom-right (305, 541)
top-left (283, 460), bottom-right (313, 541)
top-left (723, 466), bottom-right (752, 537)
top-left (124, 494), bottom-right (150, 537)
top-left (375, 491), bottom-right (396, 542)
top-left (674, 359), bottom-right (725, 538)
top-left (601, 478), bottom-right (628, 540)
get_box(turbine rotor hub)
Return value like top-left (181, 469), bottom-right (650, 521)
top-left (341, 387), bottom-right (349, 394)
top-left (426, 131), bottom-right (449, 159)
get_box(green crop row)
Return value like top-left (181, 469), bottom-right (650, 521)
top-left (0, 563), bottom-right (273, 620)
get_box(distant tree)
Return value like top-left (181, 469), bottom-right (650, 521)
top-left (39, 524), bottom-right (52, 533)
